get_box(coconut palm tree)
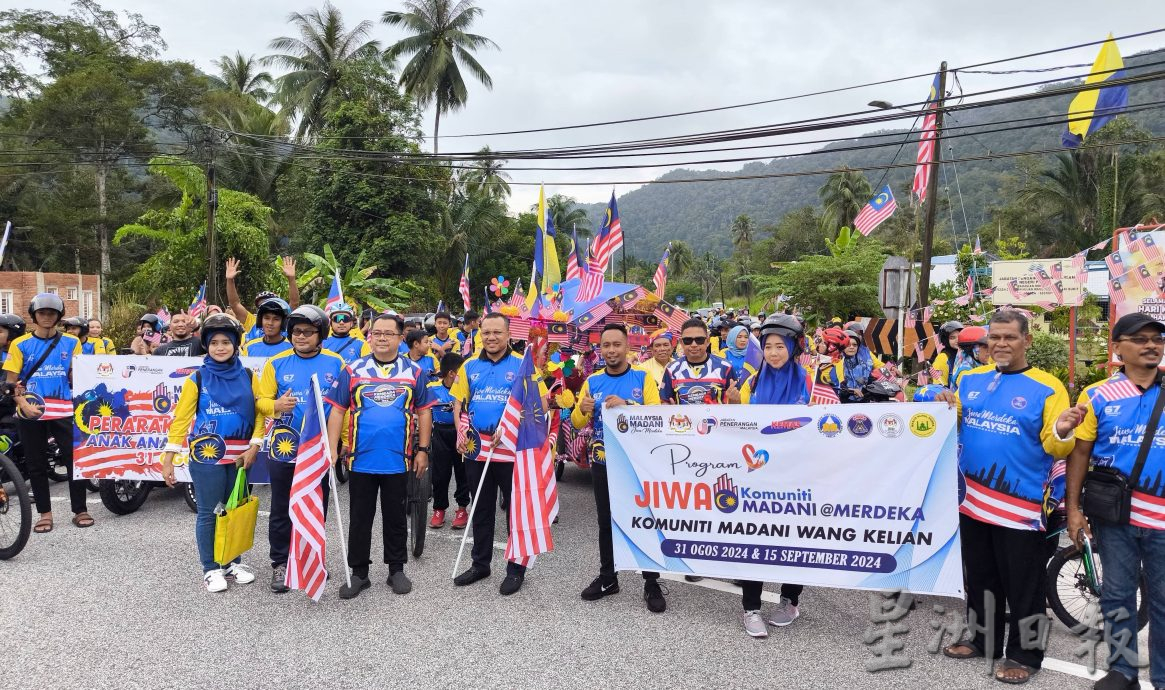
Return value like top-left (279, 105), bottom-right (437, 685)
top-left (461, 146), bottom-right (510, 200)
top-left (731, 214), bottom-right (754, 251)
top-left (545, 194), bottom-right (590, 237)
top-left (265, 2), bottom-right (381, 139)
top-left (209, 52), bottom-right (274, 101)
top-left (668, 240), bottom-right (695, 278)
top-left (818, 168), bottom-right (872, 234)
top-left (382, 0), bottom-right (497, 154)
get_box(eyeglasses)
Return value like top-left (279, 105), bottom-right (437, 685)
top-left (681, 336), bottom-right (708, 345)
top-left (331, 314), bottom-right (352, 323)
top-left (290, 328), bottom-right (319, 337)
top-left (1119, 334), bottom-right (1165, 346)
top-left (369, 331), bottom-right (401, 339)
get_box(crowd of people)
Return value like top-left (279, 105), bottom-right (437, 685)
top-left (2, 254), bottom-right (1162, 690)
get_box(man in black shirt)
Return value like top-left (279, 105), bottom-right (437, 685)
top-left (153, 313), bottom-right (204, 357)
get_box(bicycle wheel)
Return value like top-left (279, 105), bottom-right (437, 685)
top-left (0, 453), bottom-right (32, 560)
top-left (407, 467), bottom-right (431, 558)
top-left (1046, 544), bottom-right (1149, 633)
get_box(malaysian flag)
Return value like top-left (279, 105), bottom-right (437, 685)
top-left (1031, 266), bottom-right (1054, 292)
top-left (853, 185), bottom-right (897, 236)
top-left (591, 191), bottom-right (623, 273)
top-left (1049, 261), bottom-right (1063, 280)
top-left (653, 300), bottom-right (688, 332)
top-left (286, 376), bottom-right (331, 601)
top-left (652, 243), bottom-right (671, 299)
top-left (577, 251), bottom-right (605, 303)
top-left (495, 349), bottom-right (558, 563)
top-left (1070, 252), bottom-right (1087, 277)
top-left (509, 281), bottom-right (525, 308)
top-left (325, 270), bottom-right (344, 312)
top-left (1138, 234), bottom-right (1163, 262)
top-left (922, 306), bottom-right (933, 322)
top-left (1007, 279), bottom-right (1025, 302)
top-left (458, 253), bottom-right (471, 311)
top-left (1134, 265), bottom-right (1157, 293)
top-left (915, 342), bottom-right (926, 363)
top-left (973, 235), bottom-right (983, 255)
top-left (1089, 238), bottom-right (1111, 252)
top-left (188, 283), bottom-right (207, 318)
top-left (565, 229), bottom-right (582, 281)
top-left (156, 306), bottom-right (171, 327)
top-left (809, 375), bottom-right (840, 405)
top-left (904, 309), bottom-right (916, 329)
top-left (912, 73), bottom-right (941, 203)
top-left (1105, 251), bottom-right (1125, 277)
top-left (1090, 374), bottom-right (1141, 403)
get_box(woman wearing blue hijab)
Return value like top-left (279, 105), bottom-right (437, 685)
top-left (160, 314), bottom-right (265, 593)
top-left (722, 324), bottom-right (756, 379)
top-left (735, 315), bottom-right (812, 638)
top-left (827, 329), bottom-right (883, 403)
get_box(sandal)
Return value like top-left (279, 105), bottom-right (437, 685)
top-left (71, 512), bottom-right (95, 528)
top-left (34, 515), bottom-right (53, 533)
top-left (994, 659), bottom-right (1037, 685)
top-left (943, 642), bottom-right (984, 659)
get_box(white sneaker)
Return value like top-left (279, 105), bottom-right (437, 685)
top-left (767, 597), bottom-right (800, 626)
top-left (224, 563), bottom-right (255, 584)
top-left (204, 569), bottom-right (228, 593)
top-left (742, 610), bottom-right (768, 638)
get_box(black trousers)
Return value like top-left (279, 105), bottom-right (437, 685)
top-left (741, 581), bottom-right (804, 610)
top-left (464, 459), bottom-right (525, 576)
top-left (591, 463), bottom-right (657, 583)
top-left (18, 417), bottom-right (86, 514)
top-left (430, 425), bottom-right (468, 511)
top-left (347, 470), bottom-right (408, 577)
top-left (960, 514), bottom-right (1049, 669)
top-left (267, 460), bottom-right (330, 567)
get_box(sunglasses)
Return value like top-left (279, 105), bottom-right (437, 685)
top-left (331, 314), bottom-right (352, 323)
top-left (681, 336), bottom-right (708, 345)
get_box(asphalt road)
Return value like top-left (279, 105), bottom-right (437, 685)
top-left (1, 467), bottom-right (1153, 690)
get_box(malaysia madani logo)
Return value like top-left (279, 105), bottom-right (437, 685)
top-left (669, 414), bottom-right (692, 433)
top-left (697, 417), bottom-right (718, 435)
top-left (269, 424), bottom-right (300, 461)
top-left (713, 473), bottom-right (739, 513)
top-left (190, 433), bottom-right (227, 463)
top-left (817, 413), bottom-right (843, 438)
top-left (741, 444), bottom-right (769, 472)
top-left (152, 394), bottom-right (173, 415)
top-left (616, 414), bottom-right (630, 433)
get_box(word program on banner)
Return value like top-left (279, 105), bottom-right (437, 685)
top-left (603, 403), bottom-right (964, 598)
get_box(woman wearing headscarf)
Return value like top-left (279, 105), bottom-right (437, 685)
top-left (159, 314), bottom-right (265, 593)
top-left (722, 324), bottom-right (757, 381)
top-left (826, 329), bottom-right (883, 403)
top-left (735, 314), bottom-right (813, 638)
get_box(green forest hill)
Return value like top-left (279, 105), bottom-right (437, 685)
top-left (590, 49), bottom-right (1165, 260)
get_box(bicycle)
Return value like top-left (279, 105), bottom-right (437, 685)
top-left (1045, 528), bottom-right (1149, 633)
top-left (0, 451), bottom-right (31, 559)
top-left (406, 463), bottom-right (431, 558)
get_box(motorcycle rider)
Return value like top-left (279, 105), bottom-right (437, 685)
top-left (241, 298), bottom-right (292, 358)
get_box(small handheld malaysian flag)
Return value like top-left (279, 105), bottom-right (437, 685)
top-left (325, 270), bottom-right (344, 312)
top-left (853, 185), bottom-right (897, 236)
top-left (188, 283), bottom-right (207, 318)
top-left (458, 253), bottom-right (472, 311)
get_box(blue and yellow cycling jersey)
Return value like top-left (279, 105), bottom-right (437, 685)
top-left (164, 373), bottom-right (264, 464)
top-left (241, 337), bottom-right (292, 358)
top-left (428, 380), bottom-right (456, 425)
top-left (455, 328), bottom-right (480, 355)
top-left (571, 365), bottom-right (659, 465)
top-left (326, 355), bottom-right (433, 474)
top-left (956, 364), bottom-right (1074, 530)
top-left (3, 333), bottom-right (82, 419)
top-left (255, 349), bottom-right (346, 461)
top-left (660, 354), bottom-right (737, 405)
top-left (1077, 372), bottom-right (1165, 530)
top-left (321, 334), bottom-right (370, 364)
top-left (81, 337), bottom-right (109, 355)
top-left (450, 351), bottom-right (524, 433)
top-left (405, 352), bottom-right (439, 382)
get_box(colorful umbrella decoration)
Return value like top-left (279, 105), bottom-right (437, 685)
top-left (490, 275), bottom-right (510, 297)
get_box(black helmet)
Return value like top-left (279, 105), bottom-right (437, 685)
top-left (28, 293), bottom-right (65, 321)
top-left (253, 290), bottom-right (278, 305)
top-left (759, 314), bottom-right (804, 356)
top-left (256, 297), bottom-right (291, 321)
top-left (61, 316), bottom-right (90, 340)
top-left (0, 314), bottom-right (26, 341)
top-left (862, 378), bottom-right (902, 402)
top-left (286, 304), bottom-right (329, 340)
top-left (938, 320), bottom-right (964, 349)
top-left (199, 313), bottom-right (244, 350)
top-left (139, 313), bottom-right (162, 331)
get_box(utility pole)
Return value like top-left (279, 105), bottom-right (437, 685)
top-left (621, 242), bottom-right (627, 283)
top-left (918, 61), bottom-right (948, 308)
top-left (206, 161), bottom-right (219, 307)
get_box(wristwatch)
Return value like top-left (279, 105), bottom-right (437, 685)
top-left (415, 444), bottom-right (431, 455)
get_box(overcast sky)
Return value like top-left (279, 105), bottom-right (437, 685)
top-left (21, 0), bottom-right (1165, 212)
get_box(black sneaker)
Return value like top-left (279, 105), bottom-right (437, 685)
top-left (339, 575), bottom-right (371, 599)
top-left (453, 567), bottom-right (490, 587)
top-left (1092, 671), bottom-right (1139, 690)
top-left (684, 575), bottom-right (703, 583)
top-left (580, 576), bottom-right (620, 601)
top-left (499, 573), bottom-right (524, 596)
top-left (387, 571), bottom-right (412, 595)
top-left (644, 580), bottom-right (667, 613)
top-left (270, 564), bottom-right (290, 593)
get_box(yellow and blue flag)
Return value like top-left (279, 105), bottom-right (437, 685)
top-left (1063, 34), bottom-right (1128, 148)
top-left (535, 186), bottom-right (561, 296)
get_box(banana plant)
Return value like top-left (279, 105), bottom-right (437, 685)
top-left (294, 244), bottom-right (415, 312)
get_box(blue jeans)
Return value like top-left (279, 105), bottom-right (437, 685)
top-left (1094, 521), bottom-right (1165, 685)
top-left (189, 461), bottom-right (241, 573)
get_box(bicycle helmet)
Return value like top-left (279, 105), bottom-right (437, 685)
top-left (61, 316), bottom-right (90, 340)
top-left (253, 290), bottom-right (278, 306)
top-left (327, 302), bottom-right (355, 317)
top-left (938, 320), bottom-right (964, 348)
top-left (199, 313), bottom-right (244, 350)
top-left (28, 293), bottom-right (65, 321)
top-left (0, 314), bottom-right (26, 341)
top-left (286, 304), bottom-right (329, 340)
top-left (913, 384), bottom-right (946, 402)
top-left (255, 297), bottom-right (291, 322)
top-left (759, 314), bottom-right (805, 356)
top-left (139, 313), bottom-right (162, 331)
top-left (821, 327), bottom-right (849, 353)
top-left (956, 326), bottom-right (989, 350)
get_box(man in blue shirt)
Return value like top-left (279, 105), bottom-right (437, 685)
top-left (1063, 313), bottom-right (1165, 690)
top-left (322, 303), bottom-right (368, 363)
top-left (327, 313), bottom-right (432, 599)
top-left (431, 311), bottom-right (455, 358)
top-left (241, 297), bottom-right (292, 358)
top-left (427, 353), bottom-right (469, 530)
top-left (456, 310), bottom-right (480, 356)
